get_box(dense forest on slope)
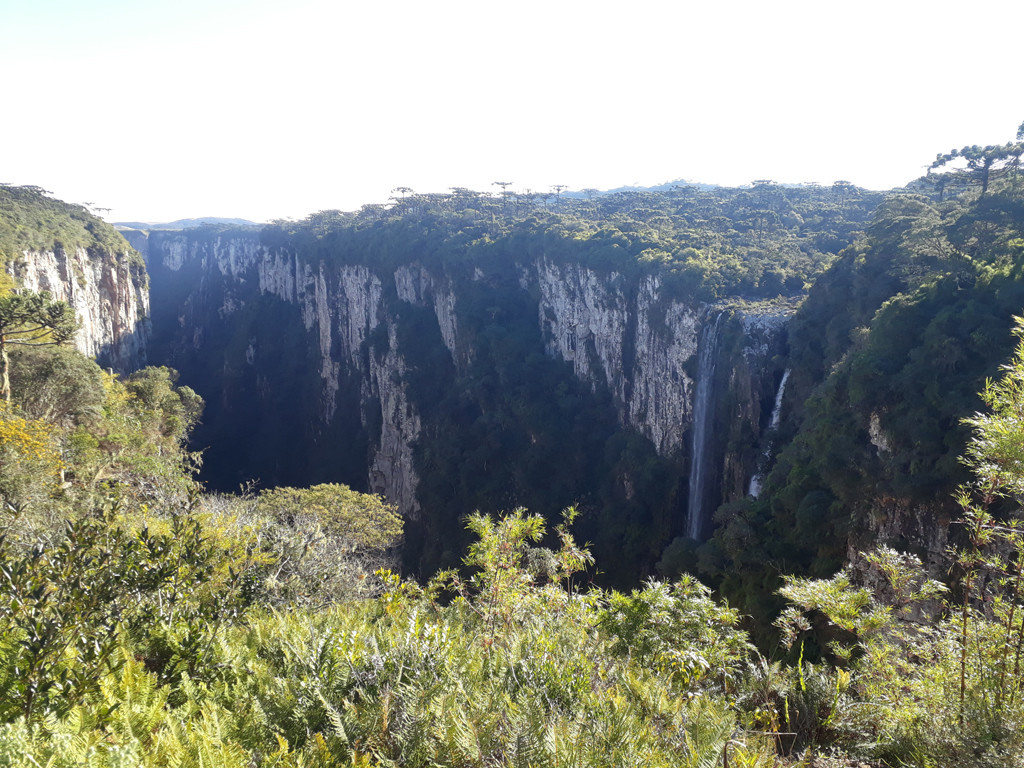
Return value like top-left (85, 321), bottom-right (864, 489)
top-left (262, 181), bottom-right (883, 300)
top-left (703, 138), bottom-right (1024, 638)
top-left (0, 184), bottom-right (150, 374)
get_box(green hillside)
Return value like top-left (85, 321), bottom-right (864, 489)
top-left (0, 185), bottom-right (137, 266)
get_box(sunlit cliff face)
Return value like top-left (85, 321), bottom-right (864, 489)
top-left (9, 247), bottom-right (149, 373)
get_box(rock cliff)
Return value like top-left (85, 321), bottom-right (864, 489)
top-left (6, 246), bottom-right (149, 372)
top-left (531, 261), bottom-right (700, 457)
top-left (143, 228), bottom-right (790, 558)
top-left (526, 259), bottom-right (792, 539)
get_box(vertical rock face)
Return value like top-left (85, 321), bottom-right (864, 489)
top-left (719, 309), bottom-right (793, 504)
top-left (394, 265), bottom-right (460, 363)
top-left (366, 319), bottom-right (421, 518)
top-left (534, 260), bottom-right (633, 403)
top-left (529, 260), bottom-right (700, 457)
top-left (524, 259), bottom-right (791, 534)
top-left (629, 278), bottom-right (702, 457)
top-left (748, 368), bottom-right (790, 498)
top-left (144, 230), bottom-right (790, 545)
top-left (7, 247), bottom-right (150, 372)
top-left (145, 231), bottom-right (426, 516)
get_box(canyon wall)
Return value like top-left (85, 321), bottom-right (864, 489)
top-left (142, 229), bottom-right (791, 569)
top-left (6, 247), bottom-right (149, 372)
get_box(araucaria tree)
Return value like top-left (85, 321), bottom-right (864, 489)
top-left (0, 291), bottom-right (77, 402)
top-left (929, 138), bottom-right (1024, 195)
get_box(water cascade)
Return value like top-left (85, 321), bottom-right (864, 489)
top-left (686, 312), bottom-right (725, 541)
top-left (748, 367), bottom-right (791, 498)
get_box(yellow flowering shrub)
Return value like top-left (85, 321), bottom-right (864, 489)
top-left (0, 402), bottom-right (63, 514)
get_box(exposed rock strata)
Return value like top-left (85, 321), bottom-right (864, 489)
top-left (143, 230), bottom-right (790, 536)
top-left (531, 261), bottom-right (701, 457)
top-left (6, 247), bottom-right (149, 372)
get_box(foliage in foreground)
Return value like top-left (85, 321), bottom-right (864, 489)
top-left (0, 332), bottom-right (769, 763)
top-left (7, 298), bottom-right (1024, 766)
top-left (0, 504), bottom-right (775, 768)
top-left (774, 322), bottom-right (1024, 766)
top-left (709, 148), bottom-right (1024, 639)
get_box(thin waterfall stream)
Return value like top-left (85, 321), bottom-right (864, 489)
top-left (686, 312), bottom-right (724, 541)
top-left (748, 367), bottom-right (791, 498)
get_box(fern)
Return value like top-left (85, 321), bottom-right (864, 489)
top-left (682, 698), bottom-right (736, 768)
top-left (102, 651), bottom-right (169, 751)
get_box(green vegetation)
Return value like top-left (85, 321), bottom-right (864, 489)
top-left (251, 483), bottom-right (404, 605)
top-left (704, 146), bottom-right (1024, 639)
top-left (0, 289), bottom-right (78, 402)
top-left (256, 483), bottom-right (402, 549)
top-left (261, 180), bottom-right (881, 303)
top-left (0, 360), bottom-right (199, 519)
top-left (928, 134), bottom-right (1023, 196)
top-left (4, 285), bottom-right (1024, 765)
top-left (0, 185), bottom-right (140, 271)
top-left (772, 328), bottom-right (1024, 763)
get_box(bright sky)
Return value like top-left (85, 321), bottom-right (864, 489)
top-left (1, 0), bottom-right (1021, 223)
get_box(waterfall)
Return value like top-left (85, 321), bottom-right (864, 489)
top-left (748, 367), bottom-right (791, 498)
top-left (687, 312), bottom-right (725, 541)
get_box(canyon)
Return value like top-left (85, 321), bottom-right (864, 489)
top-left (134, 227), bottom-right (792, 574)
top-left (7, 179), bottom-right (995, 588)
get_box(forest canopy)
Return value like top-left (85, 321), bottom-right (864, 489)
top-left (259, 181), bottom-right (884, 302)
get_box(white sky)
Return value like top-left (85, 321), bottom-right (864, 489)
top-left (1, 0), bottom-right (1021, 223)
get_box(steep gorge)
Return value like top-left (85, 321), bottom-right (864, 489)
top-left (142, 227), bottom-right (790, 578)
top-left (5, 178), bottom-right (1022, 608)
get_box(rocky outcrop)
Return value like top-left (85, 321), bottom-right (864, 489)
top-left (394, 265), bottom-right (460, 363)
top-left (851, 410), bottom-right (950, 570)
top-left (6, 247), bottom-right (149, 372)
top-left (722, 309), bottom-right (793, 502)
top-left (524, 259), bottom-right (792, 538)
top-left (853, 496), bottom-right (951, 573)
top-left (366, 319), bottom-right (421, 518)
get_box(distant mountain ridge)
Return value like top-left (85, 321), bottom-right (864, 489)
top-left (115, 217), bottom-right (261, 231)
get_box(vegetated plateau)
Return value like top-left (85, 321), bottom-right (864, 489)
top-left (1, 122), bottom-right (1024, 766)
